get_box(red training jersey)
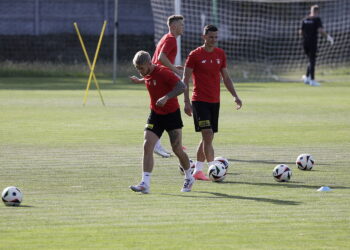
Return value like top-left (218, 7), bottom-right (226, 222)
top-left (144, 65), bottom-right (180, 115)
top-left (185, 47), bottom-right (227, 103)
top-left (152, 32), bottom-right (177, 65)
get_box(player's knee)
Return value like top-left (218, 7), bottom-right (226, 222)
top-left (143, 140), bottom-right (155, 154)
top-left (201, 129), bottom-right (214, 142)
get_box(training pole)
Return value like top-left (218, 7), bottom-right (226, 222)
top-left (74, 21), bottom-right (107, 106)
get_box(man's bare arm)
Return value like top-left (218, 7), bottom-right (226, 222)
top-left (166, 80), bottom-right (186, 99)
top-left (129, 76), bottom-right (145, 84)
top-left (319, 28), bottom-right (334, 45)
top-left (159, 53), bottom-right (182, 76)
top-left (182, 67), bottom-right (193, 103)
top-left (221, 68), bottom-right (242, 110)
top-left (156, 80), bottom-right (186, 107)
top-left (182, 67), bottom-right (193, 116)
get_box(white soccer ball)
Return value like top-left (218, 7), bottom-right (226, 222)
top-left (214, 156), bottom-right (229, 169)
top-left (179, 159), bottom-right (195, 175)
top-left (296, 154), bottom-right (314, 170)
top-left (273, 164), bottom-right (292, 182)
top-left (2, 186), bottom-right (23, 206)
top-left (208, 161), bottom-right (227, 182)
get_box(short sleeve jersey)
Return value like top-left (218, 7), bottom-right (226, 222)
top-left (144, 65), bottom-right (180, 115)
top-left (152, 33), bottom-right (177, 65)
top-left (301, 16), bottom-right (323, 45)
top-left (185, 47), bottom-right (227, 103)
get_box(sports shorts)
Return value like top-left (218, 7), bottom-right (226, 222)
top-left (191, 101), bottom-right (220, 133)
top-left (145, 109), bottom-right (183, 138)
top-left (303, 43), bottom-right (317, 57)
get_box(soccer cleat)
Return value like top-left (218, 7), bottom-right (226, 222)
top-left (154, 144), bottom-right (171, 158)
top-left (129, 182), bottom-right (150, 194)
top-left (309, 80), bottom-right (321, 86)
top-left (181, 176), bottom-right (195, 192)
top-left (192, 171), bottom-right (210, 181)
top-left (302, 75), bottom-right (311, 85)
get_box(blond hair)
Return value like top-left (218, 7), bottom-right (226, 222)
top-left (167, 15), bottom-right (184, 27)
top-left (133, 50), bottom-right (151, 66)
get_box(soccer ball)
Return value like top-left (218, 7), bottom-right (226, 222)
top-left (208, 161), bottom-right (227, 182)
top-left (272, 164), bottom-right (292, 182)
top-left (214, 156), bottom-right (229, 169)
top-left (2, 186), bottom-right (23, 206)
top-left (296, 154), bottom-right (314, 170)
top-left (179, 159), bottom-right (195, 175)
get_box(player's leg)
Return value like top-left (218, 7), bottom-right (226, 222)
top-left (308, 47), bottom-right (320, 86)
top-left (302, 44), bottom-right (311, 84)
top-left (191, 101), bottom-right (210, 180)
top-left (204, 102), bottom-right (219, 169)
top-left (191, 140), bottom-right (207, 180)
top-left (165, 110), bottom-right (195, 192)
top-left (169, 131), bottom-right (194, 192)
top-left (307, 52), bottom-right (311, 77)
top-left (130, 130), bottom-right (158, 194)
top-left (309, 52), bottom-right (316, 80)
top-left (201, 128), bottom-right (215, 162)
top-left (130, 111), bottom-right (164, 194)
top-left (142, 130), bottom-right (159, 173)
top-left (196, 140), bottom-right (205, 162)
top-left (168, 129), bottom-right (189, 170)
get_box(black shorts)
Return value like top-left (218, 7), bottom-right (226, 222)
top-left (145, 109), bottom-right (183, 138)
top-left (192, 101), bottom-right (220, 133)
top-left (303, 43), bottom-right (317, 57)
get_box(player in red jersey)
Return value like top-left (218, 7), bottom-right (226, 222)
top-left (130, 15), bottom-right (185, 158)
top-left (183, 25), bottom-right (242, 181)
top-left (152, 15), bottom-right (184, 76)
top-left (129, 50), bottom-right (195, 193)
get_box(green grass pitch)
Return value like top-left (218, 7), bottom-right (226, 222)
top-left (0, 75), bottom-right (349, 249)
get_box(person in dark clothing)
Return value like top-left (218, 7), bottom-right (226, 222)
top-left (300, 5), bottom-right (334, 86)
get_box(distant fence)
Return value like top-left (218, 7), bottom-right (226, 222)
top-left (0, 0), bottom-right (155, 63)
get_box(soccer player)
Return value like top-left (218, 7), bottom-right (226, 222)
top-left (300, 5), bottom-right (334, 86)
top-left (130, 15), bottom-right (185, 158)
top-left (129, 50), bottom-right (195, 194)
top-left (183, 25), bottom-right (242, 181)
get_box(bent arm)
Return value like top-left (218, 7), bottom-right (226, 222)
top-left (156, 80), bottom-right (186, 107)
top-left (129, 76), bottom-right (145, 84)
top-left (319, 27), bottom-right (334, 45)
top-left (159, 53), bottom-right (182, 76)
top-left (166, 80), bottom-right (186, 99)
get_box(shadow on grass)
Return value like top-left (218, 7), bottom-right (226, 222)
top-left (162, 191), bottom-right (301, 205)
top-left (225, 172), bottom-right (242, 176)
top-left (221, 181), bottom-right (350, 189)
top-left (19, 205), bottom-right (34, 208)
top-left (229, 158), bottom-right (328, 166)
top-left (3, 205), bottom-right (34, 208)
